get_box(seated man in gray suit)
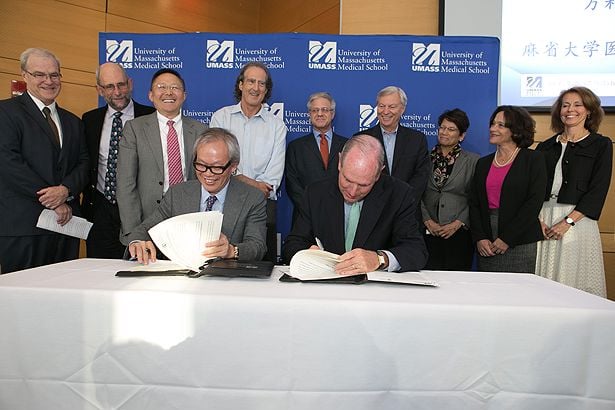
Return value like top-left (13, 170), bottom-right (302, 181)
top-left (117, 68), bottom-right (207, 245)
top-left (127, 128), bottom-right (267, 264)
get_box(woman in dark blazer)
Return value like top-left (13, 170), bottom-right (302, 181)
top-left (421, 109), bottom-right (479, 270)
top-left (535, 86), bottom-right (612, 297)
top-left (469, 106), bottom-right (547, 273)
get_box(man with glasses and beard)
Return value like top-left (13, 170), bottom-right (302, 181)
top-left (81, 62), bottom-right (155, 258)
top-left (127, 128), bottom-right (267, 264)
top-left (0, 48), bottom-right (88, 273)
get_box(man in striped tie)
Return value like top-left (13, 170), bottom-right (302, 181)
top-left (116, 68), bottom-right (207, 246)
top-left (283, 135), bottom-right (427, 273)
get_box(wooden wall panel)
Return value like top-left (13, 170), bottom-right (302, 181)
top-left (292, 6), bottom-right (341, 34)
top-left (105, 14), bottom-right (180, 34)
top-left (0, 0), bottom-right (104, 74)
top-left (341, 0), bottom-right (438, 35)
top-left (260, 0), bottom-right (340, 33)
top-left (107, 0), bottom-right (260, 33)
top-left (61, 0), bottom-right (107, 12)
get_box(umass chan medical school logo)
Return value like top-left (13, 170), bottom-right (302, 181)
top-left (411, 43), bottom-right (440, 73)
top-left (308, 41), bottom-right (336, 70)
top-left (206, 40), bottom-right (234, 69)
top-left (358, 105), bottom-right (378, 130)
top-left (106, 40), bottom-right (133, 68)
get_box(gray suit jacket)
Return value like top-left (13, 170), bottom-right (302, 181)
top-left (127, 178), bottom-right (267, 261)
top-left (421, 149), bottom-right (479, 226)
top-left (117, 112), bottom-right (207, 244)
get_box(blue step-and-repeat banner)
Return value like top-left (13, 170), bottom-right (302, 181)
top-left (100, 32), bottom-right (500, 247)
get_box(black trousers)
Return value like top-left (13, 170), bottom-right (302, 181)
top-left (86, 190), bottom-right (126, 259)
top-left (423, 227), bottom-right (474, 271)
top-left (0, 233), bottom-right (79, 274)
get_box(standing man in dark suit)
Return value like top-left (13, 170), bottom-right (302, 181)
top-left (357, 86), bottom-right (430, 199)
top-left (285, 92), bottom-right (346, 223)
top-left (116, 68), bottom-right (207, 246)
top-left (81, 62), bottom-right (155, 258)
top-left (0, 48), bottom-right (88, 273)
top-left (283, 135), bottom-right (427, 273)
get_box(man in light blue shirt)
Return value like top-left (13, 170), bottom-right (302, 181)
top-left (210, 62), bottom-right (286, 262)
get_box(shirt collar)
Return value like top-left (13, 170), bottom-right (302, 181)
top-left (107, 99), bottom-right (134, 119)
top-left (28, 91), bottom-right (57, 113)
top-left (200, 180), bottom-right (230, 209)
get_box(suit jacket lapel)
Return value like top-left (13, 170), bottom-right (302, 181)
top-left (20, 94), bottom-right (61, 152)
top-left (145, 115), bottom-right (164, 174)
top-left (352, 178), bottom-right (386, 248)
top-left (324, 182), bottom-right (346, 252)
top-left (183, 118), bottom-right (197, 179)
top-left (221, 178), bottom-right (243, 240)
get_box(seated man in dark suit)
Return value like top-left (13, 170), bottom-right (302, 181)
top-left (127, 128), bottom-right (267, 264)
top-left (285, 92), bottom-right (347, 222)
top-left (283, 135), bottom-right (427, 274)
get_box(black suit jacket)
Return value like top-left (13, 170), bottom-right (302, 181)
top-left (357, 124), bottom-right (430, 197)
top-left (536, 132), bottom-right (612, 220)
top-left (469, 148), bottom-right (547, 247)
top-left (282, 175), bottom-right (428, 271)
top-left (0, 93), bottom-right (88, 236)
top-left (81, 100), bottom-right (155, 219)
top-left (285, 132), bottom-right (347, 208)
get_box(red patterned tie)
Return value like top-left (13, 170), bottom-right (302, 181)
top-left (167, 120), bottom-right (184, 186)
top-left (319, 133), bottom-right (329, 169)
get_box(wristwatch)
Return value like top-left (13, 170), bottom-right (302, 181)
top-left (376, 250), bottom-right (388, 270)
top-left (565, 216), bottom-right (575, 226)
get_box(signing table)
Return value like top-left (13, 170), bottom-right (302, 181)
top-left (1, 259), bottom-right (614, 410)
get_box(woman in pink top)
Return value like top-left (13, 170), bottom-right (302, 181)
top-left (469, 106), bottom-right (547, 273)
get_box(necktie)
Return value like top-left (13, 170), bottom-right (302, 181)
top-left (103, 112), bottom-right (123, 204)
top-left (345, 202), bottom-right (360, 252)
top-left (205, 195), bottom-right (217, 212)
top-left (167, 120), bottom-right (184, 186)
top-left (319, 133), bottom-right (329, 169)
top-left (42, 107), bottom-right (60, 146)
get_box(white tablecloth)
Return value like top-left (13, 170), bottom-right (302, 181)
top-left (1, 259), bottom-right (614, 410)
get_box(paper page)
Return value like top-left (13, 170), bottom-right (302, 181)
top-left (121, 260), bottom-right (192, 272)
top-left (36, 209), bottom-right (93, 240)
top-left (148, 211), bottom-right (223, 272)
top-left (289, 249), bottom-right (345, 280)
top-left (366, 271), bottom-right (439, 287)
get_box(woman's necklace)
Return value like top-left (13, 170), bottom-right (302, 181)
top-left (493, 147), bottom-right (520, 167)
top-left (561, 131), bottom-right (589, 143)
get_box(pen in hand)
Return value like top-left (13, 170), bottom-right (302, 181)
top-left (315, 237), bottom-right (324, 251)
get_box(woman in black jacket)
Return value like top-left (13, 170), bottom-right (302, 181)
top-left (469, 106), bottom-right (547, 273)
top-left (535, 86), bottom-right (612, 297)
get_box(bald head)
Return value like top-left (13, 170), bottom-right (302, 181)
top-left (337, 135), bottom-right (385, 203)
top-left (96, 62), bottom-right (133, 111)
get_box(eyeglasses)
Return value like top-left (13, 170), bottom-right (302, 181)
top-left (24, 70), bottom-right (62, 82)
top-left (155, 83), bottom-right (184, 93)
top-left (243, 78), bottom-right (267, 88)
top-left (438, 126), bottom-right (459, 133)
top-left (309, 107), bottom-right (334, 114)
top-left (99, 81), bottom-right (129, 92)
top-left (193, 161), bottom-right (232, 175)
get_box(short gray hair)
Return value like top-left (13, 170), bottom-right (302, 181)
top-left (340, 134), bottom-right (385, 170)
top-left (376, 86), bottom-right (407, 107)
top-left (193, 128), bottom-right (240, 165)
top-left (306, 91), bottom-right (336, 111)
top-left (20, 48), bottom-right (61, 71)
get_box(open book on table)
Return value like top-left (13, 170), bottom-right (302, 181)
top-left (117, 211), bottom-right (223, 276)
top-left (283, 249), bottom-right (438, 286)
